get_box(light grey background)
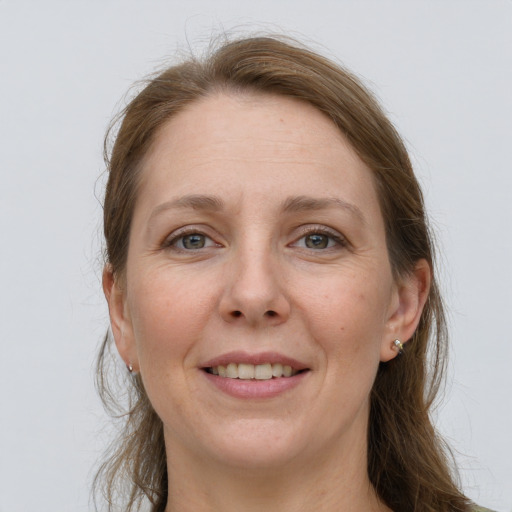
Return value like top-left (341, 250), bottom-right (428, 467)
top-left (0, 1), bottom-right (510, 511)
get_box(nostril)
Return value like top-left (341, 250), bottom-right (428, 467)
top-left (232, 310), bottom-right (242, 318)
top-left (265, 310), bottom-right (277, 317)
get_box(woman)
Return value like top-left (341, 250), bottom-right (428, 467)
top-left (96, 36), bottom-right (492, 512)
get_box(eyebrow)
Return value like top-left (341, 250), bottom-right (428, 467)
top-left (149, 194), bottom-right (225, 221)
top-left (149, 193), bottom-right (364, 223)
top-left (282, 195), bottom-right (365, 223)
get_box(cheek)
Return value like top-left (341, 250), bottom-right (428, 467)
top-left (305, 274), bottom-right (390, 334)
top-left (300, 269), bottom-right (392, 372)
top-left (127, 270), bottom-right (214, 370)
top-left (125, 272), bottom-right (215, 420)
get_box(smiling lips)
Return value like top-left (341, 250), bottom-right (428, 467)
top-left (201, 352), bottom-right (309, 398)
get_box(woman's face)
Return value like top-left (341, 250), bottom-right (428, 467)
top-left (107, 92), bottom-right (424, 471)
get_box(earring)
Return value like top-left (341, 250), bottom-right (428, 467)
top-left (393, 339), bottom-right (404, 355)
top-left (127, 363), bottom-right (134, 373)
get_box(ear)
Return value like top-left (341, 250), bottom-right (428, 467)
top-left (380, 259), bottom-right (431, 362)
top-left (102, 265), bottom-right (139, 372)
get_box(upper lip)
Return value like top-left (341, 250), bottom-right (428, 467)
top-left (201, 351), bottom-right (309, 371)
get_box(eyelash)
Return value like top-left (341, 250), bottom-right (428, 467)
top-left (292, 226), bottom-right (347, 250)
top-left (162, 225), bottom-right (347, 253)
top-left (162, 228), bottom-right (218, 252)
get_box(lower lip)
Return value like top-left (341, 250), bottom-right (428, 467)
top-left (202, 370), bottom-right (309, 399)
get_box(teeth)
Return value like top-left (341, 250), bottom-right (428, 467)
top-left (208, 363), bottom-right (300, 380)
top-left (272, 363), bottom-right (283, 377)
top-left (254, 363), bottom-right (272, 380)
top-left (238, 363), bottom-right (255, 379)
top-left (226, 363), bottom-right (238, 378)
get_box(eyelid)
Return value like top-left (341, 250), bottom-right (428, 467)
top-left (160, 224), bottom-right (347, 252)
top-left (162, 226), bottom-right (221, 251)
top-left (290, 224), bottom-right (348, 249)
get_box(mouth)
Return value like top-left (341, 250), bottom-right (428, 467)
top-left (201, 353), bottom-right (310, 399)
top-left (204, 363), bottom-right (305, 380)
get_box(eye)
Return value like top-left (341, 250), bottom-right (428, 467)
top-left (291, 227), bottom-right (346, 251)
top-left (165, 231), bottom-right (219, 251)
top-left (303, 233), bottom-right (333, 249)
top-left (180, 233), bottom-right (208, 249)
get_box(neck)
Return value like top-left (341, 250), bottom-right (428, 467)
top-left (163, 429), bottom-right (390, 512)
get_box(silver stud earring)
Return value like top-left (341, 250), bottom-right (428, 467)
top-left (393, 339), bottom-right (404, 354)
top-left (127, 363), bottom-right (134, 373)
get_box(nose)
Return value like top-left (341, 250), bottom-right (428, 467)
top-left (218, 244), bottom-right (291, 327)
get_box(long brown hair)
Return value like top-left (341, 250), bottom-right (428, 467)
top-left (95, 35), bottom-right (471, 512)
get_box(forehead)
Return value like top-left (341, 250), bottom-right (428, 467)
top-left (137, 92), bottom-right (379, 213)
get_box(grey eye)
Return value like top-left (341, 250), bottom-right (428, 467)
top-left (181, 234), bottom-right (206, 249)
top-left (304, 234), bottom-right (330, 249)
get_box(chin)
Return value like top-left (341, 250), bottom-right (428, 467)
top-left (199, 418), bottom-right (308, 470)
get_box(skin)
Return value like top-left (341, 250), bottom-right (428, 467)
top-left (104, 92), bottom-right (430, 512)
